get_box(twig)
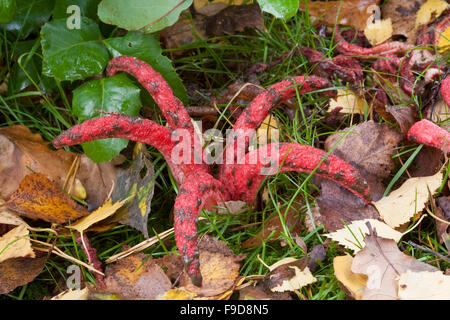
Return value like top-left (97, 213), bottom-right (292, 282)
top-left (407, 241), bottom-right (450, 263)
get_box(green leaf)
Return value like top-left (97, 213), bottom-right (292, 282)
top-left (104, 31), bottom-right (188, 104)
top-left (2, 0), bottom-right (54, 39)
top-left (72, 73), bottom-right (142, 162)
top-left (111, 151), bottom-right (156, 238)
top-left (0, 0), bottom-right (16, 24)
top-left (257, 0), bottom-right (299, 20)
top-left (98, 0), bottom-right (193, 33)
top-left (41, 17), bottom-right (110, 81)
top-left (52, 0), bottom-right (100, 20)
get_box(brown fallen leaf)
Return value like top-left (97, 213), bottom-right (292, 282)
top-left (307, 244), bottom-right (327, 272)
top-left (386, 105), bottom-right (419, 135)
top-left (262, 257), bottom-right (316, 293)
top-left (351, 223), bottom-right (438, 299)
top-left (0, 224), bottom-right (34, 263)
top-left (238, 282), bottom-right (293, 300)
top-left (7, 173), bottom-right (89, 224)
top-left (299, 0), bottom-right (380, 30)
top-left (0, 254), bottom-right (48, 294)
top-left (0, 125), bottom-right (118, 210)
top-left (333, 254), bottom-right (368, 300)
top-left (410, 145), bottom-right (444, 177)
top-left (154, 253), bottom-right (184, 281)
top-left (435, 197), bottom-right (450, 244)
top-left (179, 235), bottom-right (244, 298)
top-left (96, 252), bottom-right (172, 300)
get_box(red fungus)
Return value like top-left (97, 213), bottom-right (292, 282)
top-left (408, 119), bottom-right (450, 153)
top-left (441, 74), bottom-right (450, 107)
top-left (54, 56), bottom-right (372, 287)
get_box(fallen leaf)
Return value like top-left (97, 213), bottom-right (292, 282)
top-left (0, 254), bottom-right (47, 294)
top-left (333, 254), bottom-right (368, 300)
top-left (155, 253), bottom-right (184, 281)
top-left (68, 198), bottom-right (129, 233)
top-left (0, 224), bottom-right (34, 263)
top-left (111, 151), bottom-right (156, 238)
top-left (194, 0), bottom-right (248, 16)
top-left (299, 0), bottom-right (380, 30)
top-left (307, 244), bottom-right (327, 272)
top-left (7, 173), bottom-right (89, 224)
top-left (161, 288), bottom-right (195, 300)
top-left (0, 201), bottom-right (29, 227)
top-left (364, 18), bottom-right (393, 46)
top-left (410, 145), bottom-right (444, 177)
top-left (351, 224), bottom-right (438, 300)
top-left (397, 270), bottom-right (450, 299)
top-left (51, 287), bottom-right (90, 300)
top-left (386, 105), bottom-right (419, 135)
top-left (98, 252), bottom-right (171, 300)
top-left (328, 89), bottom-right (368, 115)
top-left (179, 235), bottom-right (243, 298)
top-left (263, 257), bottom-right (317, 292)
top-left (438, 25), bottom-right (450, 50)
top-left (0, 125), bottom-right (118, 210)
top-left (326, 219), bottom-right (403, 253)
top-left (415, 0), bottom-right (448, 27)
top-left (374, 170), bottom-right (444, 229)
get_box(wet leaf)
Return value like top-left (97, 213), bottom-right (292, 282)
top-left (179, 235), bottom-right (243, 298)
top-left (0, 254), bottom-right (47, 294)
top-left (7, 173), bottom-right (89, 224)
top-left (111, 152), bottom-right (155, 238)
top-left (0, 224), bottom-right (34, 263)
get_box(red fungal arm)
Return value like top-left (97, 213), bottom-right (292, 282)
top-left (173, 172), bottom-right (228, 286)
top-left (441, 74), bottom-right (450, 107)
top-left (53, 114), bottom-right (190, 184)
top-left (408, 119), bottom-right (450, 153)
top-left (225, 143), bottom-right (372, 204)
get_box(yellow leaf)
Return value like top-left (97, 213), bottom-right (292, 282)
top-left (364, 18), bottom-right (393, 46)
top-left (0, 225), bottom-right (34, 263)
top-left (325, 219), bottom-right (403, 253)
top-left (398, 270), bottom-right (450, 300)
top-left (328, 89), bottom-right (367, 114)
top-left (270, 266), bottom-right (317, 292)
top-left (161, 288), bottom-right (195, 300)
top-left (51, 287), bottom-right (90, 300)
top-left (415, 0), bottom-right (448, 27)
top-left (374, 170), bottom-right (443, 229)
top-left (438, 26), bottom-right (450, 53)
top-left (333, 254), bottom-right (367, 300)
top-left (68, 198), bottom-right (129, 233)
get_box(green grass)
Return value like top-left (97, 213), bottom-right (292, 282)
top-left (1, 10), bottom-right (449, 300)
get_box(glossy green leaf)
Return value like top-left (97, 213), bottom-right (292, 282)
top-left (104, 31), bottom-right (188, 104)
top-left (98, 0), bottom-right (193, 33)
top-left (0, 0), bottom-right (16, 24)
top-left (2, 0), bottom-right (54, 39)
top-left (257, 0), bottom-right (299, 20)
top-left (41, 18), bottom-right (109, 81)
top-left (72, 74), bottom-right (142, 162)
top-left (52, 0), bottom-right (100, 20)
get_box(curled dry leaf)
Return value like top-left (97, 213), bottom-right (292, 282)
top-left (263, 257), bottom-right (317, 293)
top-left (0, 254), bottom-right (48, 294)
top-left (326, 219), bottom-right (403, 253)
top-left (0, 224), bottom-right (34, 263)
top-left (351, 225), bottom-right (438, 300)
top-left (374, 170), bottom-right (444, 229)
top-left (299, 0), bottom-right (380, 30)
top-left (0, 125), bottom-right (118, 210)
top-left (333, 254), bottom-right (367, 300)
top-left (397, 270), bottom-right (450, 300)
top-left (97, 252), bottom-right (172, 300)
top-left (7, 173), bottom-right (89, 224)
top-left (179, 235), bottom-right (244, 298)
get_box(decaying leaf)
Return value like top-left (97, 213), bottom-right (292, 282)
top-left (161, 288), bottom-right (195, 300)
top-left (263, 257), bottom-right (317, 293)
top-left (326, 219), bottom-right (403, 253)
top-left (333, 254), bottom-right (368, 300)
top-left (179, 235), bottom-right (243, 298)
top-left (415, 0), bottom-right (448, 27)
top-left (328, 89), bottom-right (368, 114)
top-left (51, 287), bottom-right (90, 300)
top-left (68, 198), bottom-right (129, 233)
top-left (0, 125), bottom-right (118, 210)
top-left (374, 170), bottom-right (444, 229)
top-left (0, 224), bottom-right (34, 263)
top-left (155, 253), bottom-right (184, 281)
top-left (98, 252), bottom-right (171, 300)
top-left (0, 254), bottom-right (48, 294)
top-left (111, 151), bottom-right (156, 238)
top-left (0, 201), bottom-right (29, 227)
top-left (351, 224), bottom-right (438, 300)
top-left (364, 18), bottom-right (393, 46)
top-left (397, 270), bottom-right (450, 300)
top-left (7, 173), bottom-right (89, 224)
top-left (299, 0), bottom-right (380, 30)
top-left (386, 105), bottom-right (419, 135)
top-left (255, 114), bottom-right (280, 146)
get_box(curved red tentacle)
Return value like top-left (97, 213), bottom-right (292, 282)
top-left (173, 172), bottom-right (229, 286)
top-left (408, 119), bottom-right (450, 153)
top-left (225, 143), bottom-right (372, 204)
